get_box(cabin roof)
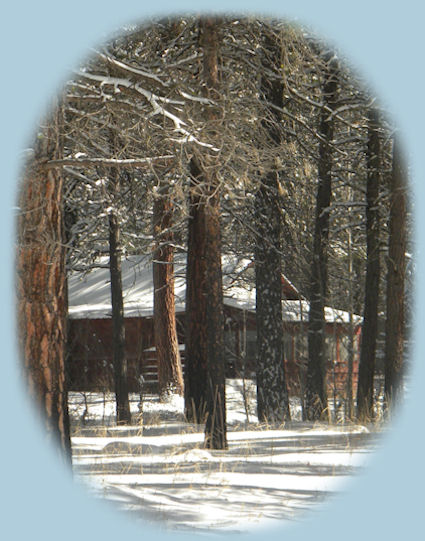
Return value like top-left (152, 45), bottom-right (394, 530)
top-left (68, 254), bottom-right (361, 324)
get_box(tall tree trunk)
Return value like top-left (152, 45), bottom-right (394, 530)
top-left (108, 208), bottom-right (131, 424)
top-left (356, 107), bottom-right (382, 421)
top-left (255, 187), bottom-right (290, 424)
top-left (185, 153), bottom-right (227, 450)
top-left (255, 31), bottom-right (290, 424)
top-left (108, 130), bottom-right (131, 424)
top-left (305, 51), bottom-right (338, 421)
top-left (185, 158), bottom-right (208, 422)
top-left (204, 187), bottom-right (227, 449)
top-left (193, 17), bottom-right (227, 450)
top-left (153, 182), bottom-right (184, 398)
top-left (16, 108), bottom-right (71, 463)
top-left (345, 227), bottom-right (355, 421)
top-left (384, 136), bottom-right (407, 412)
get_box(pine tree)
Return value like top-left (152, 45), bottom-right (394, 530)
top-left (255, 29), bottom-right (291, 424)
top-left (305, 50), bottom-right (339, 421)
top-left (198, 18), bottom-right (227, 450)
top-left (356, 107), bottom-right (382, 421)
top-left (108, 171), bottom-right (132, 423)
top-left (16, 108), bottom-right (72, 462)
top-left (185, 157), bottom-right (209, 422)
top-left (384, 135), bottom-right (407, 412)
top-left (153, 179), bottom-right (184, 398)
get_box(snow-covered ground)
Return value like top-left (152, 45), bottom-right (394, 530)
top-left (69, 380), bottom-right (381, 534)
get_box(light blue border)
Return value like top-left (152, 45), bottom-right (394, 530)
top-left (1, 1), bottom-right (423, 540)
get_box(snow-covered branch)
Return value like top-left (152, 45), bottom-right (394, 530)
top-left (43, 155), bottom-right (175, 169)
top-left (95, 51), bottom-right (170, 88)
top-left (76, 70), bottom-right (219, 151)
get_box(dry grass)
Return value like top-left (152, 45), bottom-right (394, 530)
top-left (68, 382), bottom-right (383, 531)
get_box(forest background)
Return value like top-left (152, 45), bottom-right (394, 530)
top-left (3, 1), bottom-right (420, 540)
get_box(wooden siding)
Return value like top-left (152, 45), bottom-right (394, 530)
top-left (67, 307), bottom-right (360, 397)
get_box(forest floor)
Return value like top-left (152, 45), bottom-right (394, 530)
top-left (69, 380), bottom-right (383, 534)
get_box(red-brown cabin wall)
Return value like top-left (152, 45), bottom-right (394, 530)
top-left (67, 317), bottom-right (154, 392)
top-left (67, 311), bottom-right (360, 398)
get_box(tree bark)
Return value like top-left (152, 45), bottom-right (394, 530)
top-left (356, 107), bottom-right (381, 422)
top-left (194, 17), bottom-right (227, 450)
top-left (153, 183), bottom-right (184, 398)
top-left (108, 129), bottom-right (131, 424)
top-left (185, 158), bottom-right (209, 422)
top-left (204, 188), bottom-right (227, 449)
top-left (108, 209), bottom-right (131, 424)
top-left (305, 51), bottom-right (338, 421)
top-left (255, 185), bottom-right (290, 424)
top-left (345, 227), bottom-right (355, 421)
top-left (185, 152), bottom-right (227, 450)
top-left (384, 136), bottom-right (407, 412)
top-left (255, 30), bottom-right (291, 424)
top-left (16, 109), bottom-right (72, 463)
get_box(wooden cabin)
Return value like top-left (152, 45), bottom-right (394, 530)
top-left (67, 255), bottom-right (361, 398)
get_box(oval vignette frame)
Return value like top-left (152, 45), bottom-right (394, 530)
top-left (1, 1), bottom-right (424, 541)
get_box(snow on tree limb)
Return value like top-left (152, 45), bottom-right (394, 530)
top-left (75, 70), bottom-right (219, 151)
top-left (95, 51), bottom-right (170, 88)
top-left (43, 155), bottom-right (175, 169)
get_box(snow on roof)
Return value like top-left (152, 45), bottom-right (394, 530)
top-left (68, 255), bottom-right (185, 319)
top-left (68, 254), bottom-right (361, 324)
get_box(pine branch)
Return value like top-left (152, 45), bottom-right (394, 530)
top-left (42, 155), bottom-right (175, 169)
